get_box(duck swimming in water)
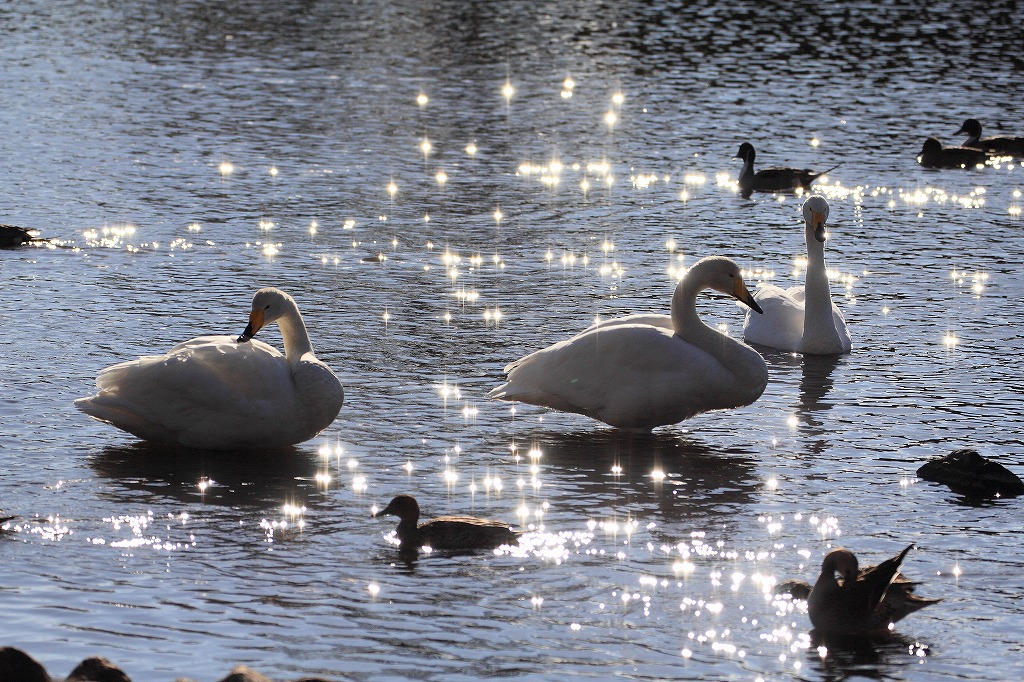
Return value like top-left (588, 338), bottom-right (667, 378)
top-left (795, 544), bottom-right (939, 635)
top-left (0, 225), bottom-right (43, 248)
top-left (917, 137), bottom-right (988, 169)
top-left (489, 256), bottom-right (768, 432)
top-left (374, 495), bottom-right (520, 552)
top-left (734, 142), bottom-right (838, 198)
top-left (955, 118), bottom-right (1024, 157)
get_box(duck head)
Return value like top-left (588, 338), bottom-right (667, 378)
top-left (375, 494), bottom-right (421, 524)
top-left (955, 118), bottom-right (982, 138)
top-left (734, 142), bottom-right (756, 162)
top-left (821, 548), bottom-right (859, 587)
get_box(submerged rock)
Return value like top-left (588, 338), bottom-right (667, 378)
top-left (917, 448), bottom-right (1024, 498)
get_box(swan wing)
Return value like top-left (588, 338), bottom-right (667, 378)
top-left (76, 335), bottom-right (305, 448)
top-left (491, 324), bottom-right (754, 429)
top-left (743, 285), bottom-right (805, 351)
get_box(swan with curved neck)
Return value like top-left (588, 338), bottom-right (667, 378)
top-left (489, 256), bottom-right (769, 431)
top-left (743, 195), bottom-right (852, 355)
top-left (77, 288), bottom-right (344, 449)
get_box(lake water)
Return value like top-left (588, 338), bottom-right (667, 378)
top-left (2, 1), bottom-right (1023, 679)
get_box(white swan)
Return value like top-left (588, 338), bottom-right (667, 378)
top-left (488, 256), bottom-right (769, 431)
top-left (743, 195), bottom-right (852, 355)
top-left (76, 288), bottom-right (344, 450)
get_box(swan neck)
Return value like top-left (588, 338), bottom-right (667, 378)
top-left (803, 228), bottom-right (840, 342)
top-left (277, 307), bottom-right (314, 362)
top-left (670, 276), bottom-right (705, 339)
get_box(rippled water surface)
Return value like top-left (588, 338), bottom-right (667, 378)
top-left (3, 1), bottom-right (1024, 679)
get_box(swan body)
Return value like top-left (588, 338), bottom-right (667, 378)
top-left (806, 544), bottom-right (938, 635)
top-left (375, 495), bottom-right (519, 552)
top-left (955, 118), bottom-right (1024, 157)
top-left (743, 195), bottom-right (851, 355)
top-left (918, 137), bottom-right (987, 169)
top-left (735, 142), bottom-right (837, 198)
top-left (76, 288), bottom-right (344, 450)
top-left (489, 256), bottom-right (769, 431)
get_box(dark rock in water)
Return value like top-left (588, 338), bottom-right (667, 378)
top-left (917, 448), bottom-right (1024, 498)
top-left (0, 646), bottom-right (51, 681)
top-left (66, 656), bottom-right (132, 682)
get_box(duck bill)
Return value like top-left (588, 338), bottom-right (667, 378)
top-left (374, 502), bottom-right (395, 519)
top-left (733, 277), bottom-right (763, 314)
top-left (236, 309), bottom-right (265, 343)
top-left (813, 210), bottom-right (828, 243)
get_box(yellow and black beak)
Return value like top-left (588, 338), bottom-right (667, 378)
top-left (733, 276), bottom-right (763, 314)
top-left (812, 209), bottom-right (828, 243)
top-left (237, 308), bottom-right (266, 343)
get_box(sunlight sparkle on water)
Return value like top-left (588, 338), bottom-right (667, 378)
top-left (465, 142), bottom-right (478, 156)
top-left (416, 92), bottom-right (428, 107)
top-left (502, 79), bottom-right (515, 103)
top-left (218, 161), bottom-right (234, 176)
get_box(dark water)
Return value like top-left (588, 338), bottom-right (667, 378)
top-left (3, 1), bottom-right (1023, 679)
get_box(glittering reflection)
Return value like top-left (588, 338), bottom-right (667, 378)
top-left (524, 430), bottom-right (761, 522)
top-left (88, 442), bottom-right (327, 508)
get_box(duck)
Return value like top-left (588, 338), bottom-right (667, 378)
top-left (917, 137), bottom-right (988, 169)
top-left (374, 494), bottom-right (520, 552)
top-left (0, 224), bottom-right (42, 248)
top-left (488, 256), bottom-right (769, 432)
top-left (955, 118), bottom-right (1024, 157)
top-left (734, 142), bottom-right (838, 198)
top-left (743, 195), bottom-right (851, 355)
top-left (76, 287), bottom-right (344, 450)
top-left (798, 544), bottom-right (939, 635)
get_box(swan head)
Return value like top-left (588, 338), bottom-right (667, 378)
top-left (803, 195), bottom-right (830, 243)
top-left (955, 118), bottom-right (981, 137)
top-left (734, 142), bottom-right (755, 161)
top-left (237, 287), bottom-right (296, 343)
top-left (690, 256), bottom-right (763, 314)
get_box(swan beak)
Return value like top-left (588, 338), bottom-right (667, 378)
top-left (733, 277), bottom-right (763, 314)
top-left (812, 210), bottom-right (828, 243)
top-left (237, 309), bottom-right (266, 343)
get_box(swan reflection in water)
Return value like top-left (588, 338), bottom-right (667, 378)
top-left (518, 429), bottom-right (761, 524)
top-left (88, 441), bottom-right (327, 508)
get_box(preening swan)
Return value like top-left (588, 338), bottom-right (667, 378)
top-left (489, 256), bottom-right (769, 431)
top-left (76, 288), bottom-right (344, 450)
top-left (743, 195), bottom-right (852, 355)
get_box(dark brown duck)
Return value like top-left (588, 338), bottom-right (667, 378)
top-left (734, 142), bottom-right (837, 198)
top-left (803, 544), bottom-right (939, 635)
top-left (375, 494), bottom-right (520, 552)
top-left (955, 118), bottom-right (1024, 157)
